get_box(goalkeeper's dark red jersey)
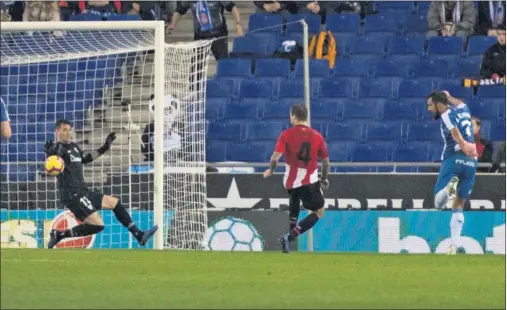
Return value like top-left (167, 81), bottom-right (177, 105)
top-left (275, 125), bottom-right (329, 189)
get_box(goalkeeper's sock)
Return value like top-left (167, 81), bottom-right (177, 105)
top-left (288, 213), bottom-right (319, 242)
top-left (113, 201), bottom-right (142, 238)
top-left (61, 224), bottom-right (104, 238)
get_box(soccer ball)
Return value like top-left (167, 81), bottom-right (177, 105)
top-left (44, 155), bottom-right (64, 176)
top-left (203, 216), bottom-right (264, 251)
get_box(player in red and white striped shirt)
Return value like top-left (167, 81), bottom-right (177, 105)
top-left (263, 104), bottom-right (330, 253)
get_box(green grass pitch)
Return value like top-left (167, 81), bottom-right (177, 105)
top-left (1, 249), bottom-right (505, 309)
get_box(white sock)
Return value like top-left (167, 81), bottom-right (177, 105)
top-left (450, 211), bottom-right (465, 247)
top-left (434, 188), bottom-right (449, 210)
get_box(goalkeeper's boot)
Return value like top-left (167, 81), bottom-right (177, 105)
top-left (47, 230), bottom-right (62, 249)
top-left (446, 177), bottom-right (459, 200)
top-left (280, 234), bottom-right (290, 254)
top-left (448, 245), bottom-right (457, 256)
top-left (138, 225), bottom-right (159, 246)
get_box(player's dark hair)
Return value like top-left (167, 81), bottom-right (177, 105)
top-left (290, 104), bottom-right (308, 121)
top-left (150, 94), bottom-right (155, 100)
top-left (427, 92), bottom-right (449, 105)
top-left (472, 116), bottom-right (481, 126)
top-left (55, 119), bottom-right (73, 129)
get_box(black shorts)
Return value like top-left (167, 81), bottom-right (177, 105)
top-left (62, 191), bottom-right (104, 221)
top-left (287, 182), bottom-right (325, 212)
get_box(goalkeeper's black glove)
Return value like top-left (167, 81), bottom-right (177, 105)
top-left (44, 140), bottom-right (58, 156)
top-left (97, 132), bottom-right (116, 155)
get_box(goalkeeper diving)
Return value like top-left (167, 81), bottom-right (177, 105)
top-left (45, 119), bottom-right (158, 248)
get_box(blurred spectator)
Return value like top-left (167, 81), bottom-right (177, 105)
top-left (253, 1), bottom-right (296, 19)
top-left (160, 1), bottom-right (177, 24)
top-left (476, 1), bottom-right (505, 36)
top-left (480, 25), bottom-right (506, 78)
top-left (23, 1), bottom-right (60, 22)
top-left (490, 143), bottom-right (506, 173)
top-left (168, 1), bottom-right (243, 61)
top-left (427, 1), bottom-right (476, 38)
top-left (59, 1), bottom-right (79, 21)
top-left (0, 1), bottom-right (12, 21)
top-left (472, 116), bottom-right (493, 172)
top-left (122, 1), bottom-right (160, 20)
top-left (79, 1), bottom-right (121, 14)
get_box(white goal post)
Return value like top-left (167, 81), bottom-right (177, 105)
top-left (1, 21), bottom-right (212, 250)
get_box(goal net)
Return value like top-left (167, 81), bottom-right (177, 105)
top-left (0, 22), bottom-right (212, 250)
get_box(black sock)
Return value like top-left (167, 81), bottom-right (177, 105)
top-left (288, 213), bottom-right (319, 242)
top-left (113, 201), bottom-right (142, 238)
top-left (289, 197), bottom-right (300, 231)
top-left (289, 218), bottom-right (298, 231)
top-left (62, 224), bottom-right (104, 238)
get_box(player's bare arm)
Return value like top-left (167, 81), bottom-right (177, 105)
top-left (264, 152), bottom-right (282, 178)
top-left (450, 128), bottom-right (477, 158)
top-left (320, 157), bottom-right (330, 190)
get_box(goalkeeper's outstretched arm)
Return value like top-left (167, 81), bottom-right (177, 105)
top-left (82, 132), bottom-right (116, 164)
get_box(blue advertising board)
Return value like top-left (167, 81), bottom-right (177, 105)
top-left (0, 209), bottom-right (173, 249)
top-left (298, 211), bottom-right (505, 254)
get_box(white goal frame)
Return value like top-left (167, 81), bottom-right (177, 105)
top-left (2, 21), bottom-right (166, 250)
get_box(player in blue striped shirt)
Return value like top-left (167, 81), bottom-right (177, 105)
top-left (0, 98), bottom-right (11, 139)
top-left (427, 91), bottom-right (478, 255)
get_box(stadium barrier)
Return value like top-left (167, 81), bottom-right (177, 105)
top-left (1, 174), bottom-right (505, 251)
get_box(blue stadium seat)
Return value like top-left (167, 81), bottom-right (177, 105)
top-left (206, 79), bottom-right (234, 98)
top-left (245, 122), bottom-right (283, 141)
top-left (69, 13), bottom-right (103, 21)
top-left (364, 12), bottom-right (403, 35)
top-left (279, 33), bottom-right (304, 46)
top-left (351, 143), bottom-right (393, 162)
top-left (208, 123), bottom-right (241, 141)
top-left (246, 32), bottom-right (280, 53)
top-left (403, 13), bottom-right (427, 34)
top-left (248, 14), bottom-right (284, 33)
top-left (255, 58), bottom-right (290, 79)
top-left (428, 37), bottom-right (464, 57)
top-left (216, 59), bottom-right (252, 77)
top-left (261, 100), bottom-right (292, 121)
top-left (279, 79), bottom-right (315, 99)
top-left (490, 122), bottom-right (506, 141)
top-left (286, 14), bottom-right (322, 34)
top-left (383, 101), bottom-right (418, 121)
top-left (326, 122), bottom-right (363, 142)
top-left (343, 99), bottom-right (381, 120)
top-left (454, 57), bottom-right (482, 78)
top-left (239, 79), bottom-right (273, 99)
top-left (393, 142), bottom-right (429, 162)
top-left (311, 100), bottom-right (341, 121)
top-left (366, 123), bottom-right (403, 142)
top-left (294, 59), bottom-right (330, 78)
top-left (227, 144), bottom-right (268, 162)
top-left (359, 79), bottom-right (394, 98)
top-left (345, 36), bottom-right (386, 61)
top-left (332, 59), bottom-right (369, 77)
top-left (369, 59), bottom-right (409, 78)
top-left (411, 59), bottom-right (450, 78)
top-left (375, 1), bottom-right (415, 11)
top-left (327, 141), bottom-right (353, 161)
top-left (326, 14), bottom-right (361, 34)
top-left (407, 123), bottom-right (441, 141)
top-left (206, 142), bottom-right (227, 162)
top-left (206, 98), bottom-right (226, 122)
top-left (467, 36), bottom-right (497, 56)
top-left (469, 100), bottom-right (500, 121)
top-left (477, 85), bottom-right (506, 98)
top-left (232, 36), bottom-right (269, 55)
top-left (320, 79), bottom-right (353, 98)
